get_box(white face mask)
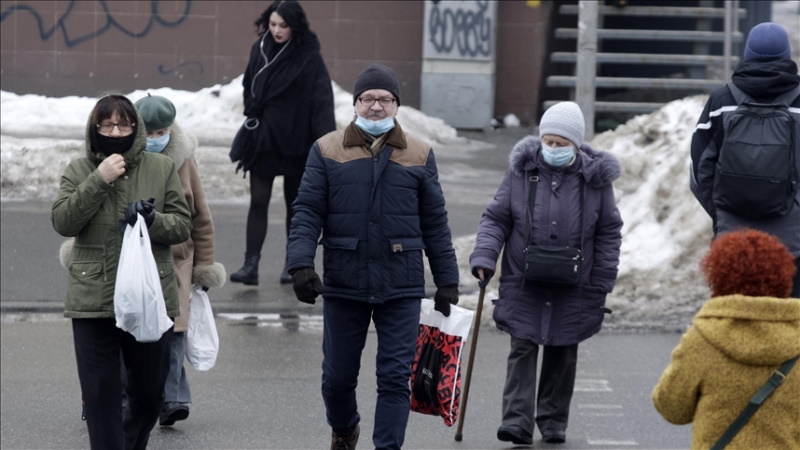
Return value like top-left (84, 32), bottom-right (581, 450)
top-left (541, 143), bottom-right (575, 167)
top-left (355, 114), bottom-right (395, 135)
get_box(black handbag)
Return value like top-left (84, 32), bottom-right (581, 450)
top-left (229, 117), bottom-right (260, 175)
top-left (523, 168), bottom-right (584, 286)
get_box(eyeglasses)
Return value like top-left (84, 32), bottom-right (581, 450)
top-left (96, 122), bottom-right (135, 133)
top-left (357, 97), bottom-right (396, 107)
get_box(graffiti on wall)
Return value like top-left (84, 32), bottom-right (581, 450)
top-left (1, 1), bottom-right (193, 47)
top-left (423, 0), bottom-right (494, 60)
top-left (1, 1), bottom-right (202, 77)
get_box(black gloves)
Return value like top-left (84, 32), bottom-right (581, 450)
top-left (124, 198), bottom-right (156, 228)
top-left (472, 267), bottom-right (495, 288)
top-left (291, 267), bottom-right (323, 305)
top-left (434, 285), bottom-right (459, 317)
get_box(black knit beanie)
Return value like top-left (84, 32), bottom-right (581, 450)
top-left (352, 64), bottom-right (401, 106)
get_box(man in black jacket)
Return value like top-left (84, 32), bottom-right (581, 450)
top-left (690, 22), bottom-right (800, 296)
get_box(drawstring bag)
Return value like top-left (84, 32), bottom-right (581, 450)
top-left (410, 298), bottom-right (474, 426)
top-left (186, 285), bottom-right (219, 371)
top-left (114, 213), bottom-right (173, 342)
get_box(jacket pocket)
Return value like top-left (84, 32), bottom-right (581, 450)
top-left (68, 262), bottom-right (105, 311)
top-left (321, 236), bottom-right (360, 290)
top-left (388, 237), bottom-right (425, 289)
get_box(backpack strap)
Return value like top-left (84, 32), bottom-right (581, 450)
top-left (728, 82), bottom-right (800, 107)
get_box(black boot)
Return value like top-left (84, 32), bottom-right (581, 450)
top-left (230, 252), bottom-right (260, 285)
top-left (279, 256), bottom-right (292, 284)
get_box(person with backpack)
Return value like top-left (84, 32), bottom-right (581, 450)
top-left (690, 22), bottom-right (800, 297)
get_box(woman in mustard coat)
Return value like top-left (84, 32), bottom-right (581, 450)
top-left (652, 229), bottom-right (800, 449)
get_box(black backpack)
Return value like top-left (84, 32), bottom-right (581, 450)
top-left (713, 83), bottom-right (800, 218)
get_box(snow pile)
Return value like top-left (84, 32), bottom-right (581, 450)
top-left (594, 95), bottom-right (713, 330)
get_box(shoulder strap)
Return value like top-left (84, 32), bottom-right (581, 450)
top-left (524, 169), bottom-right (539, 247)
top-left (710, 355), bottom-right (800, 450)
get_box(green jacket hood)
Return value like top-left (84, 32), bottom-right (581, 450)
top-left (84, 106), bottom-right (148, 168)
top-left (693, 294), bottom-right (800, 365)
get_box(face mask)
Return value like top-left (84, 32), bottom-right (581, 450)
top-left (95, 133), bottom-right (136, 156)
top-left (145, 133), bottom-right (170, 153)
top-left (541, 143), bottom-right (575, 167)
top-left (355, 114), bottom-right (395, 136)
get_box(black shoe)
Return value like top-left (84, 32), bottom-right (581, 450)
top-left (542, 428), bottom-right (566, 444)
top-left (230, 252), bottom-right (260, 285)
top-left (159, 402), bottom-right (189, 426)
top-left (497, 424), bottom-right (533, 445)
top-left (331, 423), bottom-right (359, 450)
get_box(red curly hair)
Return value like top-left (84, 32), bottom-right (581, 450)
top-left (702, 229), bottom-right (796, 298)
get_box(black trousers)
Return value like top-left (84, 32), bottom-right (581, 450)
top-left (501, 336), bottom-right (579, 436)
top-left (73, 318), bottom-right (172, 450)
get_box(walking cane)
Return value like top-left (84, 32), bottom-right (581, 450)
top-left (454, 281), bottom-right (487, 442)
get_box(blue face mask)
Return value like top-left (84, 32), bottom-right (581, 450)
top-left (355, 115), bottom-right (395, 136)
top-left (145, 133), bottom-right (170, 153)
top-left (541, 143), bottom-right (575, 167)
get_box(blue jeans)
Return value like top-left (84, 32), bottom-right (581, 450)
top-left (163, 331), bottom-right (191, 404)
top-left (321, 297), bottom-right (421, 450)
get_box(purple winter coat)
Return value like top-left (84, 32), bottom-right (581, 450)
top-left (469, 136), bottom-right (623, 346)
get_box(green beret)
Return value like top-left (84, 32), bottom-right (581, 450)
top-left (135, 94), bottom-right (176, 131)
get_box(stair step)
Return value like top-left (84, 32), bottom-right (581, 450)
top-left (546, 76), bottom-right (723, 90)
top-left (551, 52), bottom-right (739, 65)
top-left (558, 4), bottom-right (747, 19)
top-left (555, 28), bottom-right (744, 42)
top-left (544, 100), bottom-right (665, 114)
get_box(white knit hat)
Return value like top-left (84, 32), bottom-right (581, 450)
top-left (539, 102), bottom-right (585, 149)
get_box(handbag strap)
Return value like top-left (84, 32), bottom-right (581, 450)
top-left (523, 167), bottom-right (585, 250)
top-left (710, 355), bottom-right (799, 450)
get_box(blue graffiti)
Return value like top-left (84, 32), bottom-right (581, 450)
top-left (428, 0), bottom-right (492, 58)
top-left (0, 1), bottom-right (192, 48)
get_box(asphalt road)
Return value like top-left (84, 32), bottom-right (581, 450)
top-left (1, 314), bottom-right (691, 450)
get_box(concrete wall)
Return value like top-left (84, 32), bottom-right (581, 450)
top-left (0, 0), bottom-right (552, 126)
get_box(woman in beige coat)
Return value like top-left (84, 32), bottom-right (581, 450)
top-left (652, 229), bottom-right (800, 449)
top-left (134, 94), bottom-right (226, 426)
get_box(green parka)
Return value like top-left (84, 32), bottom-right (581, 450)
top-left (52, 108), bottom-right (191, 319)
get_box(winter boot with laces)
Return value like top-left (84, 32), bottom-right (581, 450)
top-left (229, 252), bottom-right (260, 285)
top-left (330, 424), bottom-right (359, 450)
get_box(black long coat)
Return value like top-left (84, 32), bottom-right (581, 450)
top-left (237, 33), bottom-right (336, 177)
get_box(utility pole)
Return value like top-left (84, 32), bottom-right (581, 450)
top-left (575, 0), bottom-right (598, 140)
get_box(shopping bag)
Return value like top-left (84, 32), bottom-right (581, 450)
top-left (186, 285), bottom-right (219, 371)
top-left (114, 213), bottom-right (173, 342)
top-left (410, 298), bottom-right (474, 426)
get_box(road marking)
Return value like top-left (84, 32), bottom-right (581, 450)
top-left (587, 439), bottom-right (638, 446)
top-left (575, 379), bottom-right (612, 392)
top-left (578, 404), bottom-right (624, 416)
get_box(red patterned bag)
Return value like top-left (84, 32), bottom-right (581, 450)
top-left (410, 298), bottom-right (474, 426)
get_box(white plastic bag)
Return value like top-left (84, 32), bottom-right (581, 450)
top-left (114, 213), bottom-right (173, 342)
top-left (186, 285), bottom-right (219, 371)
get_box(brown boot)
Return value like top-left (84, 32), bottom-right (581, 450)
top-left (331, 424), bottom-right (359, 450)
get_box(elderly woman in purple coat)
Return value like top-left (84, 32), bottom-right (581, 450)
top-left (470, 102), bottom-right (623, 446)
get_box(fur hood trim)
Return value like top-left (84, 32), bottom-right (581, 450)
top-left (192, 262), bottom-right (227, 288)
top-left (59, 238), bottom-right (74, 269)
top-left (160, 122), bottom-right (196, 169)
top-left (509, 136), bottom-right (621, 188)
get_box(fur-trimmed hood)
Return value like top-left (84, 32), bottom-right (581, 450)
top-left (509, 136), bottom-right (621, 188)
top-left (159, 122), bottom-right (197, 169)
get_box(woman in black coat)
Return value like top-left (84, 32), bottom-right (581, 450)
top-left (230, 0), bottom-right (336, 285)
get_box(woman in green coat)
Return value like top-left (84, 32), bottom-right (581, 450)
top-left (52, 95), bottom-right (191, 450)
